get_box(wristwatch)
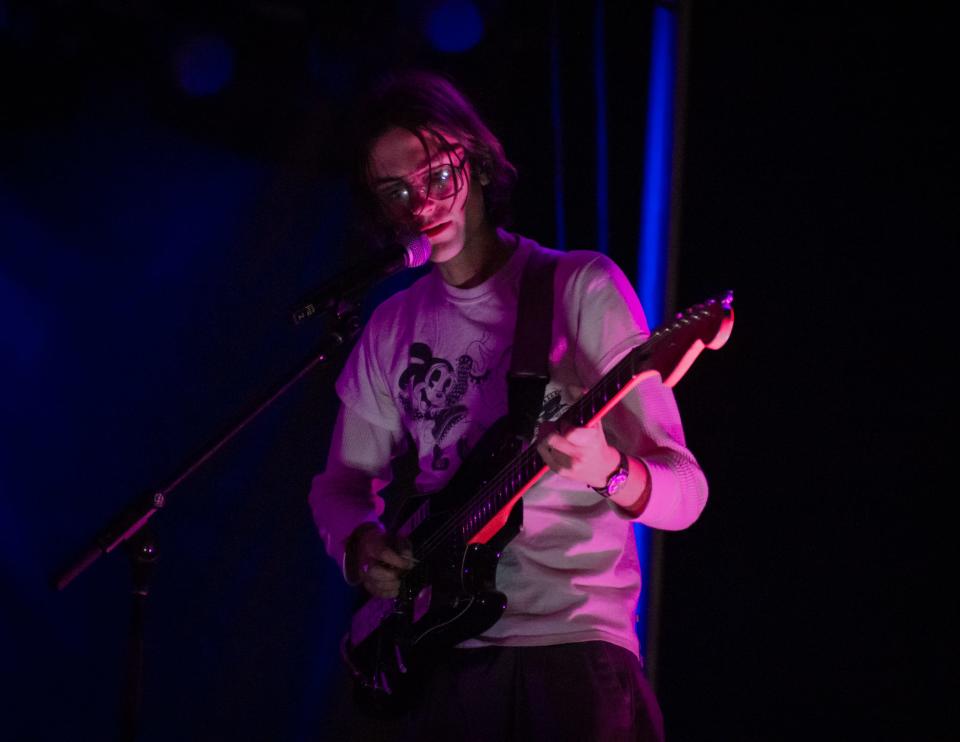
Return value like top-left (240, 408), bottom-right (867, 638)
top-left (591, 449), bottom-right (629, 498)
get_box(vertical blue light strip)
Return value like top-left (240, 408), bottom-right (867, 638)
top-left (594, 0), bottom-right (609, 254)
top-left (638, 4), bottom-right (676, 329)
top-left (634, 2), bottom-right (677, 656)
top-left (550, 5), bottom-right (567, 251)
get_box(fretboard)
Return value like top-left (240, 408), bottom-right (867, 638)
top-left (414, 292), bottom-right (733, 556)
top-left (459, 342), bottom-right (654, 536)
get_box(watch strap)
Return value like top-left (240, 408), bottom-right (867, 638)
top-left (591, 449), bottom-right (629, 498)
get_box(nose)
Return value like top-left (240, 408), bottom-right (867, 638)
top-left (414, 192), bottom-right (440, 225)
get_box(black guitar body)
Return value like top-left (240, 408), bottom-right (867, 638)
top-left (344, 416), bottom-right (525, 715)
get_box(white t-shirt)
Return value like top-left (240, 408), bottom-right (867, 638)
top-left (309, 230), bottom-right (707, 657)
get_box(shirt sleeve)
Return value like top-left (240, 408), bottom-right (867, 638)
top-left (567, 253), bottom-right (708, 530)
top-left (307, 402), bottom-right (401, 582)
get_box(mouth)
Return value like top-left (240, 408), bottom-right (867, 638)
top-left (422, 221), bottom-right (451, 239)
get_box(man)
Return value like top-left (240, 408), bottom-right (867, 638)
top-left (309, 71), bottom-right (707, 740)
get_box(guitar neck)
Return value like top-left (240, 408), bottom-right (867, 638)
top-left (455, 346), bottom-right (652, 544)
top-left (417, 292), bottom-right (734, 552)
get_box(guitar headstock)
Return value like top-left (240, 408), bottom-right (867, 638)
top-left (560, 291), bottom-right (736, 428)
top-left (647, 291), bottom-right (734, 387)
top-left (654, 291), bottom-right (734, 347)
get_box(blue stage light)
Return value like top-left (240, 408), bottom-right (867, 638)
top-left (635, 1), bottom-right (679, 660)
top-left (637, 5), bottom-right (676, 329)
top-left (426, 0), bottom-right (484, 53)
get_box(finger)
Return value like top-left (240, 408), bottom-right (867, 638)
top-left (376, 547), bottom-right (411, 570)
top-left (537, 437), bottom-right (558, 464)
top-left (366, 569), bottom-right (401, 587)
top-left (539, 439), bottom-right (574, 473)
top-left (388, 535), bottom-right (417, 568)
top-left (536, 437), bottom-right (551, 457)
top-left (366, 564), bottom-right (404, 583)
top-left (364, 573), bottom-right (399, 590)
top-left (565, 426), bottom-right (603, 446)
top-left (364, 578), bottom-right (400, 598)
top-left (546, 432), bottom-right (579, 458)
top-left (364, 574), bottom-right (402, 598)
top-left (357, 534), bottom-right (388, 563)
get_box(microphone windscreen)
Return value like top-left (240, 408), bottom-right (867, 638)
top-left (401, 233), bottom-right (432, 269)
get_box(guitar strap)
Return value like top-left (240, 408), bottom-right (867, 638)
top-left (507, 246), bottom-right (558, 441)
top-left (383, 246), bottom-right (558, 534)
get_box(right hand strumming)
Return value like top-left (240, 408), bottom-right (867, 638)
top-left (348, 524), bottom-right (415, 598)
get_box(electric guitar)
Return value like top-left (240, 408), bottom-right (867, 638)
top-left (342, 291), bottom-right (735, 712)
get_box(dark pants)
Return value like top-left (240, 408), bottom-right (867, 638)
top-left (404, 641), bottom-right (665, 742)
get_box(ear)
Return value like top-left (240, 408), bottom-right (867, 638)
top-left (476, 160), bottom-right (491, 186)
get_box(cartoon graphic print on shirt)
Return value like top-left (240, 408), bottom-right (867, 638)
top-left (397, 336), bottom-right (496, 470)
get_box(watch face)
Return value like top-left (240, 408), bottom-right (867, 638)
top-left (606, 470), bottom-right (629, 496)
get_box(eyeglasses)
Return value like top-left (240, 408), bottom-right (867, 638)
top-left (374, 152), bottom-right (467, 219)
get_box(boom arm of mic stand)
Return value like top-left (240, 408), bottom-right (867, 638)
top-left (53, 492), bottom-right (166, 591)
top-left (51, 303), bottom-right (365, 591)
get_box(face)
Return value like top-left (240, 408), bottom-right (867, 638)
top-left (368, 127), bottom-right (486, 264)
top-left (416, 361), bottom-right (455, 409)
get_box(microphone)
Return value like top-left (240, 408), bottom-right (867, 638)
top-left (291, 233), bottom-right (432, 324)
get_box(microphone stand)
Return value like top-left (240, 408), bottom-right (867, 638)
top-left (121, 528), bottom-right (157, 742)
top-left (52, 295), bottom-right (366, 742)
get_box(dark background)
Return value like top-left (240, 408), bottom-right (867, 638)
top-left (1, 1), bottom-right (953, 740)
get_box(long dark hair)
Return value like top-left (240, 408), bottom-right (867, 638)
top-left (350, 70), bottom-right (517, 243)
